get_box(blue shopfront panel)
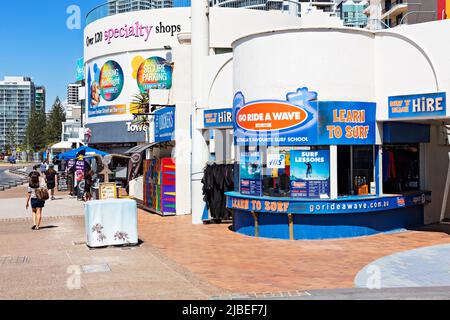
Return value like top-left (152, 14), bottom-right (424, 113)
top-left (389, 92), bottom-right (446, 119)
top-left (383, 122), bottom-right (430, 143)
top-left (233, 210), bottom-right (255, 237)
top-left (258, 213), bottom-right (290, 239)
top-left (292, 206), bottom-right (423, 240)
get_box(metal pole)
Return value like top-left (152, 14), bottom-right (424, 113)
top-left (191, 0), bottom-right (210, 224)
top-left (440, 152), bottom-right (450, 222)
top-left (399, 11), bottom-right (435, 25)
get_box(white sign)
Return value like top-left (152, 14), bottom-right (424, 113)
top-left (267, 153), bottom-right (286, 169)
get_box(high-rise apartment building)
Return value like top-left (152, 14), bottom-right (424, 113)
top-left (336, 0), bottom-right (368, 27)
top-left (108, 0), bottom-right (173, 14)
top-left (0, 76), bottom-right (35, 151)
top-left (35, 86), bottom-right (46, 113)
top-left (366, 0), bottom-right (440, 29)
top-left (210, 0), bottom-right (336, 16)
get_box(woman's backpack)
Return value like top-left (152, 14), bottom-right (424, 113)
top-left (29, 172), bottom-right (40, 188)
top-left (36, 188), bottom-right (50, 201)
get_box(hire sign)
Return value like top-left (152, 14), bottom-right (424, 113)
top-left (389, 92), bottom-right (446, 119)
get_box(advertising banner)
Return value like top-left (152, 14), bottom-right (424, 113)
top-left (76, 58), bottom-right (85, 82)
top-left (87, 55), bottom-right (127, 118)
top-left (388, 92), bottom-right (446, 119)
top-left (318, 101), bottom-right (376, 145)
top-left (290, 150), bottom-right (330, 199)
top-left (204, 108), bottom-right (233, 128)
top-left (240, 153), bottom-right (262, 196)
top-left (233, 88), bottom-right (319, 146)
top-left (154, 107), bottom-right (175, 143)
top-left (86, 51), bottom-right (173, 120)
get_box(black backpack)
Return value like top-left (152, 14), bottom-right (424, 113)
top-left (29, 171), bottom-right (40, 189)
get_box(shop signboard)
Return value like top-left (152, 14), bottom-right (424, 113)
top-left (318, 101), bottom-right (376, 145)
top-left (204, 108), bottom-right (233, 128)
top-left (76, 57), bottom-right (85, 82)
top-left (99, 183), bottom-right (118, 200)
top-left (227, 192), bottom-right (430, 215)
top-left (290, 150), bottom-right (330, 198)
top-left (233, 88), bottom-right (319, 146)
top-left (388, 92), bottom-right (446, 119)
top-left (154, 107), bottom-right (175, 143)
top-left (86, 52), bottom-right (173, 119)
top-left (267, 153), bottom-right (286, 169)
top-left (239, 153), bottom-right (262, 196)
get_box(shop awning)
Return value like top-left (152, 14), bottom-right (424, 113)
top-left (125, 143), bottom-right (157, 155)
top-left (50, 141), bottom-right (74, 150)
top-left (56, 146), bottom-right (109, 160)
top-left (124, 141), bottom-right (175, 154)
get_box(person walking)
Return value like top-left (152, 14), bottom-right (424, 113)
top-left (44, 164), bottom-right (58, 200)
top-left (26, 171), bottom-right (48, 230)
top-left (84, 170), bottom-right (94, 202)
top-left (40, 161), bottom-right (48, 174)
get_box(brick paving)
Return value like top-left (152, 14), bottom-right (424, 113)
top-left (1, 186), bottom-right (450, 299)
top-left (137, 211), bottom-right (450, 294)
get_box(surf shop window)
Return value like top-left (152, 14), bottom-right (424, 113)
top-left (337, 145), bottom-right (375, 196)
top-left (382, 144), bottom-right (420, 194)
top-left (238, 145), bottom-right (330, 198)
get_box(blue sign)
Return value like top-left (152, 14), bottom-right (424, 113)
top-left (154, 108), bottom-right (175, 143)
top-left (240, 153), bottom-right (262, 196)
top-left (204, 108), bottom-right (233, 128)
top-left (233, 88), bottom-right (319, 146)
top-left (226, 191), bottom-right (430, 215)
top-left (290, 150), bottom-right (330, 198)
top-left (389, 92), bottom-right (446, 119)
top-left (76, 57), bottom-right (85, 82)
top-left (318, 101), bottom-right (376, 145)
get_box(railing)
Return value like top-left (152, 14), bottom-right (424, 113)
top-left (85, 0), bottom-right (389, 30)
top-left (86, 0), bottom-right (192, 25)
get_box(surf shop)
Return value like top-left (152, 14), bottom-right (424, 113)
top-left (226, 87), bottom-right (433, 240)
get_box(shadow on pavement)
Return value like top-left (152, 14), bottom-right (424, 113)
top-left (38, 225), bottom-right (58, 230)
top-left (412, 222), bottom-right (450, 236)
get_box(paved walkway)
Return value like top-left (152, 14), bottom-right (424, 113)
top-left (2, 184), bottom-right (450, 299)
top-left (0, 186), bottom-right (84, 219)
top-left (355, 242), bottom-right (450, 288)
top-left (137, 212), bottom-right (450, 295)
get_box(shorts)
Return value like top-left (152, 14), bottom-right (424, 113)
top-left (47, 182), bottom-right (55, 190)
top-left (31, 198), bottom-right (45, 209)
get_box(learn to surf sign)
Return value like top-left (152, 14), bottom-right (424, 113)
top-left (233, 88), bottom-right (319, 146)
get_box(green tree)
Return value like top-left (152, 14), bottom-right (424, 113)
top-left (5, 121), bottom-right (17, 153)
top-left (25, 110), bottom-right (47, 152)
top-left (130, 92), bottom-right (150, 127)
top-left (45, 97), bottom-right (66, 145)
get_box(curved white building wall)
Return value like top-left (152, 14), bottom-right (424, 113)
top-left (232, 21), bottom-right (450, 223)
top-left (233, 28), bottom-right (375, 103)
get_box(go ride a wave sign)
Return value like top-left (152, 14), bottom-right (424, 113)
top-left (233, 88), bottom-right (319, 146)
top-left (233, 87), bottom-right (376, 146)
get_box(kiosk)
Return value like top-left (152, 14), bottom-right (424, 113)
top-left (226, 87), bottom-right (431, 240)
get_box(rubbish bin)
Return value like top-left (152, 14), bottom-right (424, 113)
top-left (84, 199), bottom-right (138, 248)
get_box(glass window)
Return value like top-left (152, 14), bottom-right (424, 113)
top-left (238, 145), bottom-right (330, 198)
top-left (338, 145), bottom-right (375, 196)
top-left (383, 144), bottom-right (420, 193)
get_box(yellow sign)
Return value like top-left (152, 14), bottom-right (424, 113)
top-left (99, 183), bottom-right (117, 200)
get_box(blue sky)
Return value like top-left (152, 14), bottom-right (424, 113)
top-left (0, 0), bottom-right (190, 111)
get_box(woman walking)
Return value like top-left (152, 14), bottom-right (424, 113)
top-left (26, 171), bottom-right (48, 230)
top-left (44, 164), bottom-right (58, 200)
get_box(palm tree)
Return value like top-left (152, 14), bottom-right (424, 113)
top-left (130, 92), bottom-right (150, 126)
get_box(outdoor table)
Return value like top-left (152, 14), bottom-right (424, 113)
top-left (84, 199), bottom-right (138, 248)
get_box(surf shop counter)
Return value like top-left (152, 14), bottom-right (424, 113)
top-left (226, 191), bottom-right (431, 240)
